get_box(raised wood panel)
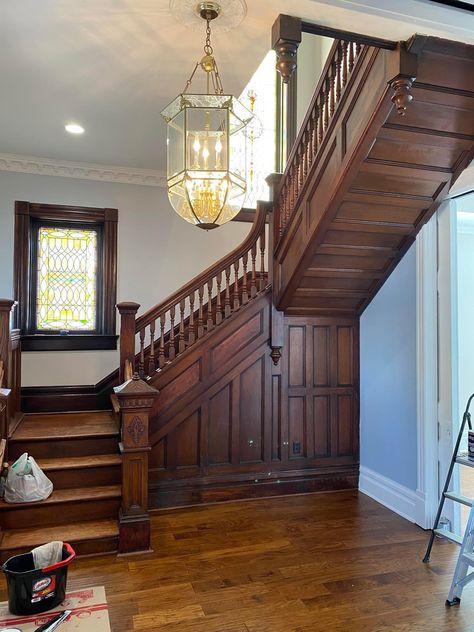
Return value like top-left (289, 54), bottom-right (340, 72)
top-left (288, 325), bottom-right (306, 387)
top-left (208, 384), bottom-right (232, 465)
top-left (239, 357), bottom-right (264, 463)
top-left (272, 375), bottom-right (281, 461)
top-left (210, 311), bottom-right (263, 373)
top-left (170, 410), bottom-right (200, 469)
top-left (336, 394), bottom-right (354, 457)
top-left (288, 397), bottom-right (306, 459)
top-left (313, 326), bottom-right (330, 387)
top-left (308, 139), bottom-right (339, 228)
top-left (313, 395), bottom-right (331, 457)
top-left (336, 326), bottom-right (354, 386)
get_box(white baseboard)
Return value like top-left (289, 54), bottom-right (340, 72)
top-left (359, 465), bottom-right (423, 524)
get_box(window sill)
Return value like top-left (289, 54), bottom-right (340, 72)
top-left (21, 334), bottom-right (118, 352)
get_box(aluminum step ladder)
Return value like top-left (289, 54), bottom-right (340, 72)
top-left (423, 393), bottom-right (474, 606)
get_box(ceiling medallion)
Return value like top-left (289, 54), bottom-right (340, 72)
top-left (169, 0), bottom-right (247, 33)
top-left (161, 1), bottom-right (253, 229)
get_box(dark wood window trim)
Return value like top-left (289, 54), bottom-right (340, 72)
top-left (14, 201), bottom-right (118, 351)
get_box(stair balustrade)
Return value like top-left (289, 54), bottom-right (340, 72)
top-left (0, 300), bottom-right (22, 455)
top-left (274, 39), bottom-right (365, 246)
top-left (117, 202), bottom-right (269, 383)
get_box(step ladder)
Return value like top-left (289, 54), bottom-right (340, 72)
top-left (423, 393), bottom-right (474, 606)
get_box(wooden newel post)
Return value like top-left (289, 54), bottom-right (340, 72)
top-left (117, 302), bottom-right (140, 383)
top-left (114, 374), bottom-right (158, 554)
top-left (0, 300), bottom-right (15, 444)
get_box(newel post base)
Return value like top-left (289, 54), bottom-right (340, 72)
top-left (114, 374), bottom-right (158, 555)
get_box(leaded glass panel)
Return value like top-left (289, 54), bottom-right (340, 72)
top-left (36, 226), bottom-right (98, 331)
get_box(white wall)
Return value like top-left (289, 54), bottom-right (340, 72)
top-left (457, 207), bottom-right (474, 418)
top-left (296, 34), bottom-right (333, 133)
top-left (0, 171), bottom-right (249, 386)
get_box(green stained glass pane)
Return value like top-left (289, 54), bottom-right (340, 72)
top-left (36, 226), bottom-right (98, 331)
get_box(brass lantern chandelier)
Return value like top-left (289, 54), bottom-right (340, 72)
top-left (161, 2), bottom-right (253, 229)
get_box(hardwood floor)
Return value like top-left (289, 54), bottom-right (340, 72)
top-left (1, 490), bottom-right (472, 631)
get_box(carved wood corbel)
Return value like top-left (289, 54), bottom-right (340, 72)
top-left (390, 77), bottom-right (414, 116)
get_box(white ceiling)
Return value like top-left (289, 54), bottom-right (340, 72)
top-left (0, 0), bottom-right (472, 170)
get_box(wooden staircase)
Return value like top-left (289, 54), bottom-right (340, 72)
top-left (0, 411), bottom-right (121, 562)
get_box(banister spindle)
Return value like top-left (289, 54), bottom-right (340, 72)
top-left (224, 267), bottom-right (231, 317)
top-left (242, 253), bottom-right (249, 304)
top-left (207, 278), bottom-right (214, 331)
top-left (159, 314), bottom-right (166, 369)
top-left (324, 76), bottom-right (330, 130)
top-left (250, 242), bottom-right (257, 298)
top-left (188, 291), bottom-right (196, 346)
top-left (318, 95), bottom-right (324, 143)
top-left (138, 328), bottom-right (145, 378)
top-left (215, 272), bottom-right (223, 325)
top-left (259, 226), bottom-right (266, 291)
top-left (233, 261), bottom-right (240, 310)
top-left (178, 299), bottom-right (186, 353)
top-left (330, 61), bottom-right (336, 115)
top-left (148, 320), bottom-right (156, 375)
top-left (198, 285), bottom-right (205, 337)
top-left (356, 42), bottom-right (362, 56)
top-left (342, 41), bottom-right (349, 86)
top-left (336, 43), bottom-right (342, 101)
top-left (169, 305), bottom-right (176, 360)
top-left (348, 41), bottom-right (355, 72)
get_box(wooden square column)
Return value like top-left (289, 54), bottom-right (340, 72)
top-left (114, 374), bottom-right (158, 554)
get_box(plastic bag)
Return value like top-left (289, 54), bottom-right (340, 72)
top-left (3, 452), bottom-right (53, 503)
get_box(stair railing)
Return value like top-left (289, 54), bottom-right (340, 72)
top-left (274, 38), bottom-right (366, 247)
top-left (117, 201), bottom-right (269, 382)
top-left (0, 300), bottom-right (22, 455)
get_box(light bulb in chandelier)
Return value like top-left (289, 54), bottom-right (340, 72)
top-left (161, 2), bottom-right (253, 229)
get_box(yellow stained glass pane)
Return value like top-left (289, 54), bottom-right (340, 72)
top-left (36, 226), bottom-right (98, 331)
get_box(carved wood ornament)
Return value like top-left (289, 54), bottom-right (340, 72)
top-left (391, 77), bottom-right (414, 116)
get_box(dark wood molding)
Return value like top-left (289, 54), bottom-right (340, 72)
top-left (301, 21), bottom-right (397, 50)
top-left (21, 334), bottom-right (118, 352)
top-left (13, 201), bottom-right (118, 347)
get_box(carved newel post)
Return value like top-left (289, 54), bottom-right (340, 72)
top-left (117, 302), bottom-right (140, 383)
top-left (114, 373), bottom-right (158, 554)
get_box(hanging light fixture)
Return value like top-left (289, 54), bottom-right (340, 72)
top-left (161, 2), bottom-right (253, 229)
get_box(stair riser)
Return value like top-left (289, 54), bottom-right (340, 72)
top-left (8, 437), bottom-right (119, 460)
top-left (1, 498), bottom-right (120, 529)
top-left (44, 466), bottom-right (121, 489)
top-left (0, 536), bottom-right (118, 564)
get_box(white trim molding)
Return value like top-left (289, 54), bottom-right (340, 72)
top-left (0, 152), bottom-right (167, 187)
top-left (415, 217), bottom-right (439, 530)
top-left (359, 465), bottom-right (422, 523)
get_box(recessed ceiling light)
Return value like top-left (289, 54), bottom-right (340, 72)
top-left (65, 123), bottom-right (85, 135)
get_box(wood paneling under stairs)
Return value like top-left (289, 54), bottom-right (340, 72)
top-left (0, 410), bottom-right (121, 562)
top-left (274, 36), bottom-right (474, 316)
top-left (6, 491), bottom-right (473, 632)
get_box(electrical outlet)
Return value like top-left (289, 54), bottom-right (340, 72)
top-left (293, 441), bottom-right (301, 454)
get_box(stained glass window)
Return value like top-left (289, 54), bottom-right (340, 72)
top-left (35, 226), bottom-right (99, 331)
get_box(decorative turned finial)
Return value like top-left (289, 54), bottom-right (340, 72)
top-left (275, 42), bottom-right (298, 84)
top-left (391, 77), bottom-right (414, 116)
top-left (270, 346), bottom-right (282, 366)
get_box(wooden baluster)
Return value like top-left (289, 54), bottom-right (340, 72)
top-left (233, 261), bottom-right (240, 310)
top-left (329, 62), bottom-right (336, 116)
top-left (355, 42), bottom-right (362, 56)
top-left (259, 227), bottom-right (266, 291)
top-left (224, 267), bottom-right (232, 317)
top-left (242, 253), bottom-right (249, 304)
top-left (207, 278), bottom-right (214, 331)
top-left (318, 94), bottom-right (324, 143)
top-left (303, 129), bottom-right (309, 179)
top-left (188, 291), bottom-right (196, 346)
top-left (159, 314), bottom-right (166, 368)
top-left (215, 272), bottom-right (223, 324)
top-left (178, 299), bottom-right (186, 353)
top-left (148, 319), bottom-right (156, 375)
top-left (348, 41), bottom-right (355, 72)
top-left (336, 43), bottom-right (342, 101)
top-left (198, 285), bottom-right (205, 338)
top-left (342, 41), bottom-right (349, 86)
top-left (138, 328), bottom-right (145, 378)
top-left (250, 241), bottom-right (258, 298)
top-left (169, 305), bottom-right (176, 360)
top-left (324, 76), bottom-right (330, 130)
top-left (309, 117), bottom-right (315, 167)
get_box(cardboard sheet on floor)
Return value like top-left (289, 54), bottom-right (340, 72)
top-left (0, 585), bottom-right (110, 631)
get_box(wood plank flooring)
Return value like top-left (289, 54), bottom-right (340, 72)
top-left (1, 490), bottom-right (473, 631)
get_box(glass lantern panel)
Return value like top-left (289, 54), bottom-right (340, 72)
top-left (228, 96), bottom-right (253, 133)
top-left (167, 110), bottom-right (185, 180)
top-left (228, 111), bottom-right (247, 184)
top-left (185, 107), bottom-right (228, 173)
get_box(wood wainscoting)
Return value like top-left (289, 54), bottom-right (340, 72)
top-left (148, 292), bottom-right (359, 508)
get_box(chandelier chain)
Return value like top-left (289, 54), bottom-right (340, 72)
top-left (204, 18), bottom-right (214, 56)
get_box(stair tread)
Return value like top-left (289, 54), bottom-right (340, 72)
top-left (37, 454), bottom-right (121, 471)
top-left (0, 484), bottom-right (121, 510)
top-left (0, 519), bottom-right (118, 552)
top-left (11, 411), bottom-right (118, 441)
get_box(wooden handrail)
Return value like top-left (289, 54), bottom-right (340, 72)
top-left (136, 202), bottom-right (269, 331)
top-left (274, 38), bottom-right (368, 245)
top-left (117, 202), bottom-right (270, 381)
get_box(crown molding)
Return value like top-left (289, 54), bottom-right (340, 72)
top-left (0, 152), bottom-right (167, 187)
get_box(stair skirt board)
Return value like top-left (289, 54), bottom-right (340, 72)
top-left (149, 466), bottom-right (359, 509)
top-left (359, 465), bottom-right (423, 524)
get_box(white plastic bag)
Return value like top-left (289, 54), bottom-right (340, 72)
top-left (3, 452), bottom-right (53, 503)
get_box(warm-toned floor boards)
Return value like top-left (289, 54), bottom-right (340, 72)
top-left (1, 490), bottom-right (472, 631)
